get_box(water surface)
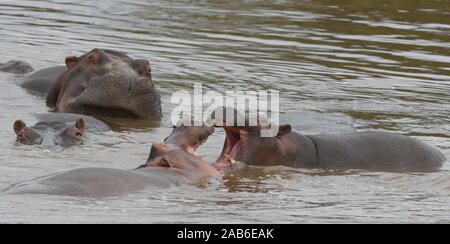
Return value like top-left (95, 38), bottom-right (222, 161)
top-left (0, 0), bottom-right (449, 223)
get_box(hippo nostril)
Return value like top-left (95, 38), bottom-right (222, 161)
top-left (144, 78), bottom-right (153, 88)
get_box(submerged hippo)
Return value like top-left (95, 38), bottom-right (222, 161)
top-left (13, 113), bottom-right (110, 147)
top-left (2, 145), bottom-right (218, 198)
top-left (211, 108), bottom-right (446, 171)
top-left (20, 66), bottom-right (67, 96)
top-left (21, 48), bottom-right (161, 119)
top-left (0, 61), bottom-right (34, 74)
top-left (3, 123), bottom-right (219, 198)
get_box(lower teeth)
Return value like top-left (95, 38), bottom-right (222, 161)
top-left (224, 154), bottom-right (236, 164)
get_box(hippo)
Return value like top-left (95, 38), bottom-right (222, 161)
top-left (2, 144), bottom-right (219, 198)
top-left (13, 113), bottom-right (110, 147)
top-left (2, 167), bottom-right (189, 198)
top-left (18, 48), bottom-right (161, 119)
top-left (3, 123), bottom-right (219, 198)
top-left (211, 108), bottom-right (446, 171)
top-left (160, 119), bottom-right (214, 154)
top-left (139, 120), bottom-right (247, 171)
top-left (0, 61), bottom-right (34, 74)
top-left (138, 119), bottom-right (215, 168)
top-left (143, 143), bottom-right (219, 178)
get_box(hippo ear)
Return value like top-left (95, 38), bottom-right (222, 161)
top-left (276, 124), bottom-right (292, 138)
top-left (151, 143), bottom-right (165, 152)
top-left (65, 56), bottom-right (79, 69)
top-left (132, 59), bottom-right (151, 78)
top-left (75, 118), bottom-right (86, 135)
top-left (145, 157), bottom-right (171, 168)
top-left (145, 143), bottom-right (166, 165)
top-left (14, 120), bottom-right (26, 135)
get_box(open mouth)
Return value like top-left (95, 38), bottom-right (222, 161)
top-left (183, 139), bottom-right (206, 155)
top-left (213, 125), bottom-right (242, 167)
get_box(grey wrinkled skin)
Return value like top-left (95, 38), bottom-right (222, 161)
top-left (46, 48), bottom-right (162, 120)
top-left (77, 71), bottom-right (161, 119)
top-left (20, 66), bottom-right (67, 96)
top-left (0, 60), bottom-right (34, 74)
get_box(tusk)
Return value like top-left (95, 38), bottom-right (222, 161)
top-left (224, 154), bottom-right (236, 164)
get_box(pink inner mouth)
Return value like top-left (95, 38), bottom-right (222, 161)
top-left (213, 126), bottom-right (241, 167)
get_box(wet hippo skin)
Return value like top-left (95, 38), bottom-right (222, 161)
top-left (2, 167), bottom-right (192, 198)
top-left (306, 132), bottom-right (446, 170)
top-left (20, 66), bottom-right (67, 96)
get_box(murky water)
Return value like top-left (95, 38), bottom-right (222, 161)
top-left (0, 0), bottom-right (449, 223)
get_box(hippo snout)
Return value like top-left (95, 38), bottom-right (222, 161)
top-left (77, 73), bottom-right (161, 119)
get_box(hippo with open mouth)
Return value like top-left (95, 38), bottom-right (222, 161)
top-left (211, 107), bottom-right (446, 171)
top-left (138, 119), bottom-right (218, 172)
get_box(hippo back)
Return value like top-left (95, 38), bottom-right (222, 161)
top-left (307, 131), bottom-right (446, 171)
top-left (20, 66), bottom-right (67, 96)
top-left (2, 167), bottom-right (190, 198)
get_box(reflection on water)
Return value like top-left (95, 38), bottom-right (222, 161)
top-left (0, 0), bottom-right (449, 223)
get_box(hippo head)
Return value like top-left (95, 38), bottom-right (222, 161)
top-left (13, 118), bottom-right (86, 147)
top-left (141, 143), bottom-right (219, 178)
top-left (46, 49), bottom-right (162, 119)
top-left (211, 107), bottom-right (292, 167)
top-left (13, 121), bottom-right (43, 145)
top-left (144, 143), bottom-right (184, 167)
top-left (0, 61), bottom-right (34, 74)
top-left (144, 120), bottom-right (215, 166)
